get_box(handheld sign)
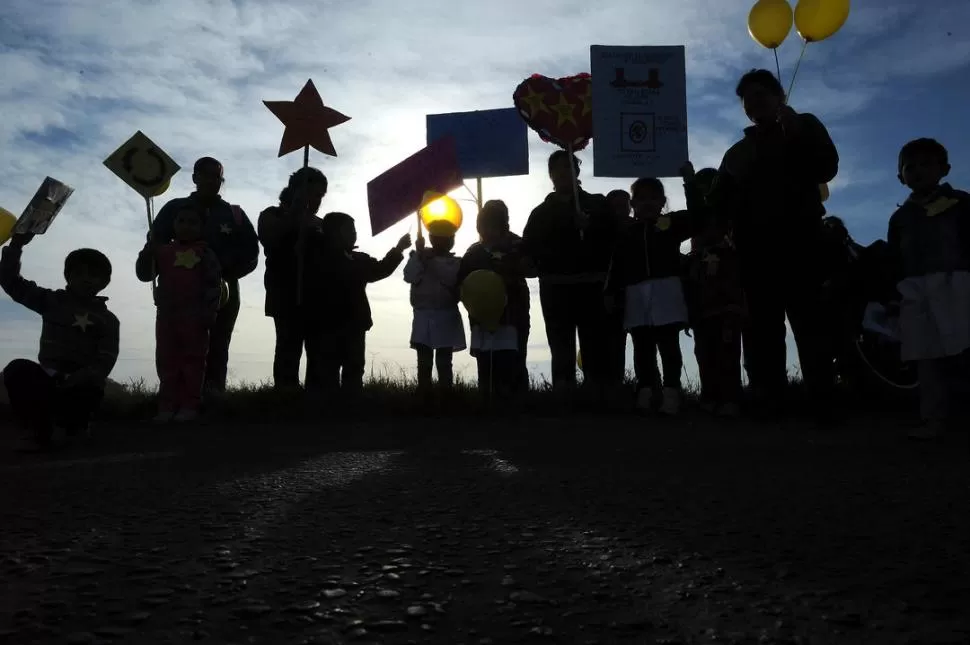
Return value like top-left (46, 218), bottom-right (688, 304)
top-left (426, 108), bottom-right (529, 179)
top-left (13, 177), bottom-right (75, 235)
top-left (103, 131), bottom-right (180, 199)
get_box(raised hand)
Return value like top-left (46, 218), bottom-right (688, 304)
top-left (10, 232), bottom-right (34, 249)
top-left (396, 233), bottom-right (412, 252)
top-left (679, 161), bottom-right (696, 182)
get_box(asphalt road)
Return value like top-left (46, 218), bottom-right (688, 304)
top-left (1, 416), bottom-right (968, 644)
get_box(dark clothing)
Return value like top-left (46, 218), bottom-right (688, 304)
top-left (272, 314), bottom-right (327, 391)
top-left (3, 359), bottom-right (103, 446)
top-left (415, 345), bottom-right (454, 389)
top-left (258, 206), bottom-right (328, 318)
top-left (318, 329), bottom-right (367, 396)
top-left (0, 245), bottom-right (120, 381)
top-left (315, 246), bottom-right (405, 332)
top-left (475, 350), bottom-right (521, 402)
top-left (887, 184), bottom-right (970, 281)
top-left (684, 237), bottom-right (745, 324)
top-left (630, 324), bottom-right (682, 391)
top-left (458, 234), bottom-right (533, 332)
top-left (205, 279), bottom-right (240, 391)
top-left (522, 190), bottom-right (616, 278)
top-left (605, 212), bottom-right (693, 294)
top-left (135, 241), bottom-right (222, 315)
top-left (540, 282), bottom-right (610, 387)
top-left (153, 194), bottom-right (259, 281)
top-left (693, 317), bottom-right (743, 406)
top-left (156, 316), bottom-right (208, 411)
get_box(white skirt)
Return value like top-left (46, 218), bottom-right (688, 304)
top-left (624, 276), bottom-right (688, 330)
top-left (411, 308), bottom-right (467, 351)
top-left (469, 324), bottom-right (519, 352)
top-left (898, 270), bottom-right (970, 361)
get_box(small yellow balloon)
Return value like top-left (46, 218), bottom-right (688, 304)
top-left (794, 0), bottom-right (850, 43)
top-left (748, 0), bottom-right (794, 49)
top-left (0, 207), bottom-right (17, 246)
top-left (577, 350), bottom-right (583, 370)
top-left (460, 269), bottom-right (507, 332)
top-left (419, 192), bottom-right (462, 236)
top-left (218, 280), bottom-right (230, 309)
top-left (151, 178), bottom-right (171, 197)
top-left (819, 183), bottom-right (830, 202)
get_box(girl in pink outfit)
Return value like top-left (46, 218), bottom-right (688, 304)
top-left (136, 207), bottom-right (222, 422)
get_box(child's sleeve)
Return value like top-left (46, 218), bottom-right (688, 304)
top-left (93, 311), bottom-right (121, 382)
top-left (223, 205), bottom-right (259, 280)
top-left (402, 251), bottom-right (424, 285)
top-left (362, 248), bottom-right (405, 283)
top-left (134, 243), bottom-right (158, 282)
top-left (202, 248), bottom-right (223, 315)
top-left (0, 245), bottom-right (54, 315)
top-left (438, 256), bottom-right (461, 289)
top-left (788, 113), bottom-right (839, 185)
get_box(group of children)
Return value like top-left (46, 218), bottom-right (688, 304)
top-left (2, 67), bottom-right (968, 448)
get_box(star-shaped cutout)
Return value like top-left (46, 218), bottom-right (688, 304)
top-left (924, 196), bottom-right (960, 217)
top-left (580, 85), bottom-right (593, 117)
top-left (174, 249), bottom-right (201, 269)
top-left (219, 224), bottom-right (232, 234)
top-left (73, 312), bottom-right (93, 332)
top-left (702, 251), bottom-right (720, 276)
top-left (519, 86), bottom-right (550, 119)
top-left (264, 79), bottom-right (351, 158)
top-left (490, 251), bottom-right (506, 260)
top-left (551, 94), bottom-right (577, 127)
top-left (655, 215), bottom-right (671, 231)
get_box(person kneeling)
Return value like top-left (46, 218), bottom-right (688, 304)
top-left (1, 233), bottom-right (119, 450)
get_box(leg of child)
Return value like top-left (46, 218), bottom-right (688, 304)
top-left (55, 383), bottom-right (105, 435)
top-left (656, 324), bottom-right (684, 415)
top-left (303, 325), bottom-right (324, 393)
top-left (718, 318), bottom-right (744, 414)
top-left (629, 326), bottom-right (661, 409)
top-left (539, 284), bottom-right (578, 390)
top-left (576, 283), bottom-right (609, 388)
top-left (435, 348), bottom-right (454, 389)
top-left (692, 320), bottom-right (718, 408)
top-left (273, 315), bottom-right (305, 390)
top-left (315, 332), bottom-right (342, 400)
top-left (2, 359), bottom-right (57, 446)
top-left (415, 344), bottom-right (434, 391)
top-left (492, 350), bottom-right (519, 401)
top-left (476, 351), bottom-right (493, 401)
top-left (340, 330), bottom-right (366, 398)
top-left (178, 318), bottom-right (210, 417)
top-left (155, 316), bottom-right (180, 418)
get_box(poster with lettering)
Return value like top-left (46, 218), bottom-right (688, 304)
top-left (590, 45), bottom-right (688, 178)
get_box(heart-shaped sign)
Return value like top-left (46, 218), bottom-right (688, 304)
top-left (513, 73), bottom-right (593, 151)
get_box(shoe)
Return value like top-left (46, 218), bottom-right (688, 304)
top-left (636, 387), bottom-right (655, 411)
top-left (153, 408), bottom-right (176, 424)
top-left (716, 402), bottom-right (741, 419)
top-left (173, 409), bottom-right (200, 423)
top-left (660, 388), bottom-right (682, 416)
top-left (908, 422), bottom-right (944, 441)
top-left (699, 400), bottom-right (716, 414)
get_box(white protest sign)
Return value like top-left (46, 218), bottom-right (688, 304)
top-left (590, 45), bottom-right (688, 178)
top-left (14, 177), bottom-right (75, 235)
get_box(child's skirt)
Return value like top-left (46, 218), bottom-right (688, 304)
top-left (898, 270), bottom-right (970, 361)
top-left (410, 307), bottom-right (467, 351)
top-left (624, 277), bottom-right (689, 330)
top-left (469, 324), bottom-right (518, 356)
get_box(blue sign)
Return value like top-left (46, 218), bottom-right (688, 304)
top-left (426, 108), bottom-right (529, 179)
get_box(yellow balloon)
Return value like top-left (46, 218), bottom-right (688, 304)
top-left (794, 0), bottom-right (850, 43)
top-left (748, 0), bottom-right (794, 49)
top-left (151, 178), bottom-right (171, 197)
top-left (0, 207), bottom-right (17, 246)
top-left (460, 270), bottom-right (507, 332)
top-left (419, 192), bottom-right (462, 236)
top-left (819, 183), bottom-right (830, 202)
top-left (577, 350), bottom-right (583, 370)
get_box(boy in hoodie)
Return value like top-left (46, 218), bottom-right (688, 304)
top-left (314, 212), bottom-right (410, 398)
top-left (1, 233), bottom-right (119, 449)
top-left (522, 151), bottom-right (619, 393)
top-left (151, 157), bottom-right (259, 393)
top-left (137, 206), bottom-right (222, 422)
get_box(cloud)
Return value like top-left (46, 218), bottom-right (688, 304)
top-left (1, 0), bottom-right (969, 387)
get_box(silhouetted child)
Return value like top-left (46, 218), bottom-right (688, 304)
top-left (682, 164), bottom-right (745, 417)
top-left (606, 178), bottom-right (691, 415)
top-left (459, 201), bottom-right (535, 399)
top-left (1, 233), bottom-right (119, 449)
top-left (136, 207), bottom-right (222, 423)
top-left (605, 189), bottom-right (634, 384)
top-left (315, 212), bottom-right (410, 398)
top-left (403, 228), bottom-right (466, 392)
top-left (888, 138), bottom-right (970, 440)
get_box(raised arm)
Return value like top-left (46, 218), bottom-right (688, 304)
top-left (402, 251), bottom-right (425, 285)
top-left (788, 112), bottom-right (839, 185)
top-left (0, 236), bottom-right (55, 315)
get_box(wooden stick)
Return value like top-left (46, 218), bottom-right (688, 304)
top-left (145, 196), bottom-right (157, 295)
top-left (296, 145), bottom-right (310, 307)
top-left (566, 144), bottom-right (584, 239)
top-left (475, 177), bottom-right (484, 212)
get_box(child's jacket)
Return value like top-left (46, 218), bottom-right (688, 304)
top-left (313, 246), bottom-right (404, 332)
top-left (0, 245), bottom-right (120, 379)
top-left (403, 251), bottom-right (461, 310)
top-left (458, 233), bottom-right (533, 330)
top-left (522, 191), bottom-right (617, 281)
top-left (136, 241), bottom-right (222, 317)
top-left (605, 211), bottom-right (692, 293)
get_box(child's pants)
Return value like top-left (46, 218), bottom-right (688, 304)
top-left (630, 324), bottom-right (683, 391)
top-left (2, 359), bottom-right (103, 444)
top-left (415, 345), bottom-right (454, 389)
top-left (272, 314), bottom-right (326, 391)
top-left (156, 315), bottom-right (209, 411)
top-left (475, 350), bottom-right (521, 401)
top-left (539, 282), bottom-right (610, 389)
top-left (693, 316), bottom-right (743, 405)
top-left (917, 349), bottom-right (970, 424)
top-left (317, 329), bottom-right (367, 397)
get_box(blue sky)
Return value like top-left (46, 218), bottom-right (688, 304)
top-left (1, 0), bottom-right (969, 387)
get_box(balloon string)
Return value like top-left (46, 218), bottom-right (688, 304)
top-left (773, 48), bottom-right (784, 89)
top-left (786, 40), bottom-right (809, 103)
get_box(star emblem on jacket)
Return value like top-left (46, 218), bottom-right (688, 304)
top-left (174, 249), bottom-right (201, 268)
top-left (220, 224), bottom-right (232, 234)
top-left (73, 312), bottom-right (93, 331)
top-left (924, 196), bottom-right (960, 217)
top-left (703, 251), bottom-right (720, 276)
top-left (655, 215), bottom-right (671, 231)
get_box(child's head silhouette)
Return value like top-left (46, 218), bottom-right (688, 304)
top-left (898, 138), bottom-right (949, 194)
top-left (174, 208), bottom-right (204, 243)
top-left (322, 212), bottom-right (357, 250)
top-left (280, 167), bottom-right (328, 215)
top-left (428, 234), bottom-right (455, 254)
top-left (630, 177), bottom-right (666, 220)
top-left (607, 189), bottom-right (631, 219)
top-left (735, 69), bottom-right (785, 126)
top-left (477, 200), bottom-right (510, 246)
top-left (64, 248), bottom-right (111, 298)
top-left (693, 168), bottom-right (719, 197)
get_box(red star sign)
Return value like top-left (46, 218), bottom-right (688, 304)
top-left (263, 80), bottom-right (351, 158)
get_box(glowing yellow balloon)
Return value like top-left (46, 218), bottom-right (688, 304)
top-left (418, 192), bottom-right (462, 237)
top-left (819, 183), bottom-right (830, 202)
top-left (460, 269), bottom-right (507, 332)
top-left (748, 0), bottom-right (794, 49)
top-left (577, 350), bottom-right (583, 370)
top-left (0, 208), bottom-right (17, 246)
top-left (794, 0), bottom-right (850, 43)
top-left (151, 178), bottom-right (171, 197)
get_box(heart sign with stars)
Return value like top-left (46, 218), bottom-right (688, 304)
top-left (513, 73), bottom-right (593, 150)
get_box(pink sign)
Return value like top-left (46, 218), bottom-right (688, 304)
top-left (366, 137), bottom-right (463, 236)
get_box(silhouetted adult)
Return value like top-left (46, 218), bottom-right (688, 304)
top-left (522, 151), bottom-right (619, 392)
top-left (151, 157), bottom-right (259, 393)
top-left (709, 70), bottom-right (839, 416)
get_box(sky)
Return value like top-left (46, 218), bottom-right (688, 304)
top-left (2, 0), bottom-right (970, 388)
